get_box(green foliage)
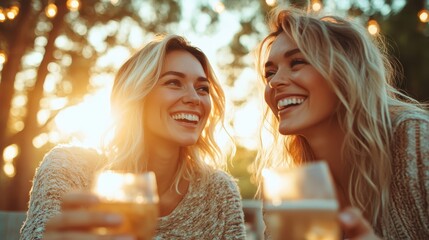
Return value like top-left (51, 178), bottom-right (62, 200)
top-left (228, 146), bottom-right (258, 199)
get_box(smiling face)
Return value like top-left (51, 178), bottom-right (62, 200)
top-left (264, 33), bottom-right (339, 137)
top-left (144, 50), bottom-right (211, 148)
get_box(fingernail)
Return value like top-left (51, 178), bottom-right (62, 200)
top-left (105, 214), bottom-right (122, 224)
top-left (339, 212), bottom-right (354, 224)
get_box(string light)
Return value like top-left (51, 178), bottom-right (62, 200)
top-left (311, 0), bottom-right (322, 12)
top-left (367, 19), bottom-right (380, 35)
top-left (45, 3), bottom-right (58, 18)
top-left (67, 0), bottom-right (81, 11)
top-left (265, 0), bottom-right (277, 7)
top-left (0, 50), bottom-right (7, 64)
top-left (6, 5), bottom-right (19, 20)
top-left (213, 1), bottom-right (225, 13)
top-left (418, 9), bottom-right (429, 23)
top-left (0, 8), bottom-right (5, 22)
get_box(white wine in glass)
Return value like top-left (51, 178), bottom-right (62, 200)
top-left (262, 161), bottom-right (340, 240)
top-left (91, 170), bottom-right (159, 240)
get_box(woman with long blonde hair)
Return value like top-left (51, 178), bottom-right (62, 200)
top-left (256, 7), bottom-right (429, 239)
top-left (21, 34), bottom-right (246, 239)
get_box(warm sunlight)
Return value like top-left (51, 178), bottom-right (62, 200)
top-left (54, 87), bottom-right (112, 148)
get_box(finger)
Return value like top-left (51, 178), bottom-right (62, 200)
top-left (61, 191), bottom-right (100, 210)
top-left (45, 210), bottom-right (123, 231)
top-left (339, 207), bottom-right (374, 239)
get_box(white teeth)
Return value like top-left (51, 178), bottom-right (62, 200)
top-left (172, 113), bottom-right (199, 122)
top-left (277, 97), bottom-right (305, 109)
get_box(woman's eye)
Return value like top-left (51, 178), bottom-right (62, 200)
top-left (164, 79), bottom-right (181, 87)
top-left (264, 70), bottom-right (276, 80)
top-left (290, 59), bottom-right (307, 67)
top-left (197, 86), bottom-right (210, 94)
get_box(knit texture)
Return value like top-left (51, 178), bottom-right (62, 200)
top-left (262, 110), bottom-right (429, 239)
top-left (377, 110), bottom-right (429, 239)
top-left (20, 146), bottom-right (246, 240)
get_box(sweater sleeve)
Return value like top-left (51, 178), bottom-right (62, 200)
top-left (387, 117), bottom-right (429, 238)
top-left (20, 146), bottom-right (101, 240)
top-left (214, 171), bottom-right (247, 240)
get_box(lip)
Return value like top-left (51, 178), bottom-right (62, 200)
top-left (170, 110), bottom-right (203, 127)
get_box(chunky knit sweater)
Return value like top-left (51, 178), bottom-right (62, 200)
top-left (377, 110), bottom-right (429, 239)
top-left (262, 110), bottom-right (429, 240)
top-left (20, 146), bottom-right (246, 240)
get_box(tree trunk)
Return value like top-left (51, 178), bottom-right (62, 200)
top-left (7, 1), bottom-right (69, 210)
top-left (0, 0), bottom-right (34, 210)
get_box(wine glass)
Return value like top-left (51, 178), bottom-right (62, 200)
top-left (91, 170), bottom-right (159, 240)
top-left (262, 161), bottom-right (340, 240)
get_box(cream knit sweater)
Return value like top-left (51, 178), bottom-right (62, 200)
top-left (20, 146), bottom-right (246, 240)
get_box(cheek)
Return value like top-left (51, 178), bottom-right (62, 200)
top-left (202, 96), bottom-right (212, 116)
top-left (264, 86), bottom-right (276, 112)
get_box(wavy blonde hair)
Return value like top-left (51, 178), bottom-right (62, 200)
top-left (103, 34), bottom-right (231, 190)
top-left (255, 7), bottom-right (426, 225)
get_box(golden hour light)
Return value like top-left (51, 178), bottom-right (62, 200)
top-left (265, 0), bottom-right (276, 7)
top-left (418, 9), bottom-right (429, 23)
top-left (45, 3), bottom-right (57, 18)
top-left (2, 144), bottom-right (17, 176)
top-left (67, 0), bottom-right (81, 11)
top-left (3, 144), bottom-right (19, 162)
top-left (3, 162), bottom-right (15, 177)
top-left (367, 19), bottom-right (380, 35)
top-left (311, 0), bottom-right (322, 12)
top-left (54, 90), bottom-right (112, 148)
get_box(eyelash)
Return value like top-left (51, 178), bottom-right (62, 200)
top-left (264, 58), bottom-right (307, 80)
top-left (290, 59), bottom-right (307, 67)
top-left (164, 80), bottom-right (210, 94)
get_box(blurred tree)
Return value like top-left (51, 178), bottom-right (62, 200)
top-left (0, 0), bottom-right (181, 210)
top-left (228, 146), bottom-right (258, 199)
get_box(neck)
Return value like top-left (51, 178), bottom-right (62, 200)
top-left (302, 118), bottom-right (350, 207)
top-left (143, 143), bottom-right (181, 196)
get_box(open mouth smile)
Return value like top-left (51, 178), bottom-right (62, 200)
top-left (171, 113), bottom-right (200, 125)
top-left (277, 97), bottom-right (306, 111)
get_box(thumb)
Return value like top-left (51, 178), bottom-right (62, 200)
top-left (339, 207), bottom-right (377, 240)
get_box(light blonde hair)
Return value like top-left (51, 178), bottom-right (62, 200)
top-left (103, 34), bottom-right (231, 190)
top-left (255, 7), bottom-right (426, 225)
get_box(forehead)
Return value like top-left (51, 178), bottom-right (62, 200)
top-left (162, 50), bottom-right (205, 73)
top-left (267, 32), bottom-right (298, 59)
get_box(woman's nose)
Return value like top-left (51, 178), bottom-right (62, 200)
top-left (182, 88), bottom-right (200, 105)
top-left (269, 70), bottom-right (290, 89)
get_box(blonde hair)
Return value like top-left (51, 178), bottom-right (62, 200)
top-left (255, 7), bottom-right (426, 225)
top-left (103, 34), bottom-right (230, 190)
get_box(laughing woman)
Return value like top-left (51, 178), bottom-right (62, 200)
top-left (21, 34), bottom-right (246, 240)
top-left (255, 7), bottom-right (429, 240)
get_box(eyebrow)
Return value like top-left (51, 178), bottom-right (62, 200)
top-left (160, 71), bottom-right (209, 83)
top-left (264, 48), bottom-right (301, 68)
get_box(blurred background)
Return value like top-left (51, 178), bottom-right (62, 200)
top-left (0, 0), bottom-right (428, 211)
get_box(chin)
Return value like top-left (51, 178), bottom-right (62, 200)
top-left (178, 138), bottom-right (199, 147)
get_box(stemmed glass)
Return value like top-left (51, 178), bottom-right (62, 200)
top-left (91, 170), bottom-right (159, 240)
top-left (262, 161), bottom-right (340, 240)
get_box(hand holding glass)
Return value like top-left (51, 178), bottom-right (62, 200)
top-left (262, 161), bottom-right (340, 240)
top-left (91, 170), bottom-right (159, 239)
